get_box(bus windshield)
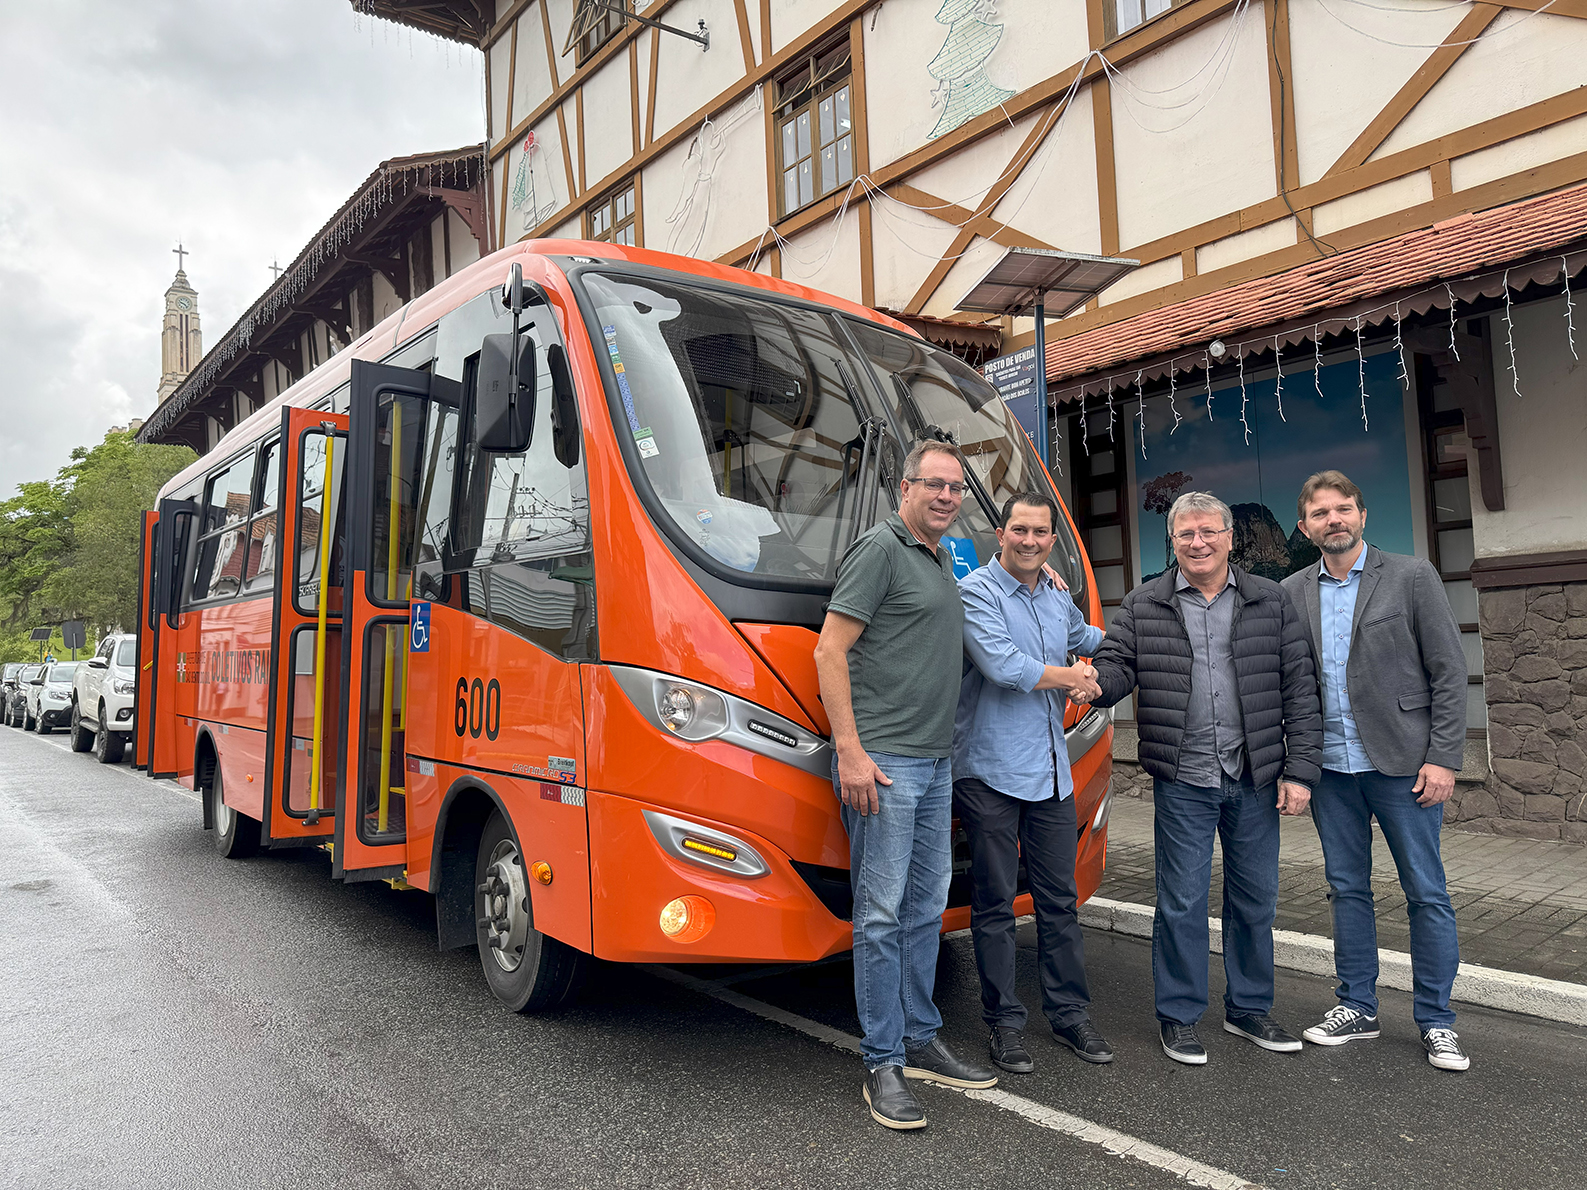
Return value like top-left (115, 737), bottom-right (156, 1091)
top-left (580, 270), bottom-right (1083, 607)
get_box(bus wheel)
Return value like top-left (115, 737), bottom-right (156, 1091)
top-left (69, 704), bottom-right (94, 752)
top-left (209, 766), bottom-right (259, 859)
top-left (474, 809), bottom-right (584, 1013)
top-left (94, 707), bottom-right (125, 765)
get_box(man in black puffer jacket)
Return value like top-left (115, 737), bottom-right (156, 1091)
top-left (1093, 492), bottom-right (1322, 1067)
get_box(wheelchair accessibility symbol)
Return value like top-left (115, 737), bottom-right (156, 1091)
top-left (410, 602), bottom-right (430, 653)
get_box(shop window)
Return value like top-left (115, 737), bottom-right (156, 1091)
top-left (1108, 0), bottom-right (1189, 39)
top-left (588, 181), bottom-right (638, 246)
top-left (575, 0), bottom-right (629, 65)
top-left (1070, 413), bottom-right (1134, 722)
top-left (775, 42), bottom-right (854, 217)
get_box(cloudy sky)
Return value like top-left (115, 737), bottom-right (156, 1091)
top-left (0, 0), bottom-right (483, 498)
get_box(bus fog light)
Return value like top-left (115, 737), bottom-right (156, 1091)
top-left (659, 895), bottom-right (715, 943)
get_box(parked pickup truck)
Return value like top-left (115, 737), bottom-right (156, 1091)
top-left (71, 633), bottom-right (137, 763)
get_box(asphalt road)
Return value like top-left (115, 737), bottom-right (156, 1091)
top-left (3, 724), bottom-right (1584, 1190)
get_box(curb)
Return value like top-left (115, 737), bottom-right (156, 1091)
top-left (1079, 895), bottom-right (1587, 1027)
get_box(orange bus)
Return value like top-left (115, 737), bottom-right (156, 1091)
top-left (140, 242), bottom-right (1114, 1011)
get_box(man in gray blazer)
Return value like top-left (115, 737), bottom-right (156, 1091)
top-left (1282, 470), bottom-right (1471, 1072)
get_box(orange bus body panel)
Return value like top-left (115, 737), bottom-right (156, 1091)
top-left (136, 510), bottom-right (158, 770)
top-left (734, 624), bottom-right (831, 738)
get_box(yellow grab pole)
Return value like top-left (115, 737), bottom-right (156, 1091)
top-left (377, 404), bottom-right (401, 832)
top-left (309, 435), bottom-right (335, 814)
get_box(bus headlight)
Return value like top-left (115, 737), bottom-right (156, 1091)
top-left (655, 681), bottom-right (729, 741)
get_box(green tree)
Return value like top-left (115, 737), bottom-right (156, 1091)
top-left (0, 431), bottom-right (193, 662)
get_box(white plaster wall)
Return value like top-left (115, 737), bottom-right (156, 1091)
top-left (651, 1), bottom-right (751, 139)
top-left (489, 32), bottom-right (514, 145)
top-left (1452, 113), bottom-right (1587, 193)
top-left (770, 0), bottom-right (837, 55)
top-left (1311, 169), bottom-right (1431, 236)
top-left (1286, 0), bottom-right (1465, 186)
top-left (642, 97), bottom-right (769, 260)
top-left (868, 204), bottom-right (961, 312)
top-left (775, 210), bottom-right (861, 302)
top-left (920, 236), bottom-right (1006, 320)
top-left (910, 112), bottom-right (1043, 216)
top-left (1110, 10), bottom-right (1276, 249)
top-left (449, 210), bottom-right (483, 268)
top-left (551, 216), bottom-right (582, 240)
top-left (544, 0), bottom-right (575, 82)
top-left (582, 54), bottom-right (636, 191)
top-left (1470, 296), bottom-right (1587, 557)
top-left (496, 0), bottom-right (515, 20)
top-left (863, 0), bottom-right (1086, 174)
top-left (431, 214), bottom-right (448, 279)
top-left (373, 272), bottom-right (401, 323)
top-left (1196, 217), bottom-right (1294, 275)
top-left (743, 0), bottom-right (764, 64)
top-left (1098, 254), bottom-right (1181, 306)
top-left (512, 4), bottom-right (555, 132)
top-left (1375, 12), bottom-right (1587, 159)
top-left (988, 86), bottom-right (1102, 258)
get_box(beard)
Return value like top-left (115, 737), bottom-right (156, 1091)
top-left (1317, 528), bottom-right (1363, 555)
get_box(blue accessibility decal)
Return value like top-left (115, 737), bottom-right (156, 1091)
top-left (410, 602), bottom-right (431, 652)
top-left (942, 536), bottom-right (979, 579)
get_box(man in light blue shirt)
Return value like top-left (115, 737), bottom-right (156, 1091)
top-left (954, 491), bottom-right (1109, 1073)
top-left (1317, 542), bottom-right (1373, 774)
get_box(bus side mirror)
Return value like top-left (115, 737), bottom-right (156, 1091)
top-left (547, 343), bottom-right (579, 468)
top-left (475, 334), bottom-right (535, 453)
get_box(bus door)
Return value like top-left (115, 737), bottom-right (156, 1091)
top-left (135, 510), bottom-right (157, 770)
top-left (150, 495), bottom-right (197, 780)
top-left (334, 361), bottom-right (459, 880)
top-left (262, 407), bottom-right (348, 846)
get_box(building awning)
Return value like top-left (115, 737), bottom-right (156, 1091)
top-left (893, 313), bottom-right (1004, 363)
top-left (1044, 180), bottom-right (1587, 397)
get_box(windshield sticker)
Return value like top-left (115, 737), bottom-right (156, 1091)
top-left (942, 535), bottom-right (979, 579)
top-left (636, 434), bottom-right (660, 459)
top-left (603, 324), bottom-right (644, 435)
top-left (696, 509), bottom-right (712, 525)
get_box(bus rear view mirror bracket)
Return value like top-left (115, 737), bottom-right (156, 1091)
top-left (475, 332), bottom-right (536, 453)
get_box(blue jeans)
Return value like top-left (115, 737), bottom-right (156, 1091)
top-left (1312, 768), bottom-right (1459, 1028)
top-left (1152, 771), bottom-right (1281, 1025)
top-left (835, 751), bottom-right (953, 1069)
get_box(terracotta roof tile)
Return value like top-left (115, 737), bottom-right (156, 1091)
top-left (1045, 181), bottom-right (1587, 385)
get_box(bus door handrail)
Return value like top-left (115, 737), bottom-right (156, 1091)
top-left (308, 431), bottom-right (337, 823)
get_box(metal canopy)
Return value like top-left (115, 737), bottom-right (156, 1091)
top-left (956, 247), bottom-right (1140, 318)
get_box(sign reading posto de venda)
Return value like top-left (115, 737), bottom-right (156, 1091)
top-left (982, 346), bottom-right (1040, 443)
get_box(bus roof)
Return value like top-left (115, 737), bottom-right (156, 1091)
top-left (158, 239), bottom-right (920, 501)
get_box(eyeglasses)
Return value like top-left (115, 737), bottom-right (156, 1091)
top-left (906, 477), bottom-right (966, 496)
top-left (1171, 527), bottom-right (1232, 545)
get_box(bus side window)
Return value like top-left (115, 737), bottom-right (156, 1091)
top-left (245, 439), bottom-right (282, 592)
top-left (192, 462), bottom-right (253, 602)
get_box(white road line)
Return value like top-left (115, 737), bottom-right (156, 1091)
top-left (653, 966), bottom-right (1266, 1190)
top-left (8, 727), bottom-right (200, 801)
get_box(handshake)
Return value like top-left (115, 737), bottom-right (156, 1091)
top-left (1060, 662), bottom-right (1101, 705)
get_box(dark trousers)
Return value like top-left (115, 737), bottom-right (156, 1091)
top-left (1151, 770), bottom-right (1280, 1025)
top-left (954, 777), bottom-right (1090, 1031)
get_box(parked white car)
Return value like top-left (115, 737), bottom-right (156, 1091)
top-left (70, 634), bottom-right (137, 763)
top-left (29, 661), bottom-right (82, 735)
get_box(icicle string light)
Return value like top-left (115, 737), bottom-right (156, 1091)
top-left (1168, 363), bottom-right (1182, 434)
top-left (1393, 301), bottom-right (1410, 392)
top-left (1314, 332), bottom-right (1324, 400)
top-left (1204, 350), bottom-right (1214, 420)
top-left (1503, 268), bottom-right (1523, 399)
top-left (1355, 314), bottom-right (1369, 433)
top-left (1443, 282), bottom-right (1461, 362)
top-left (1106, 377), bottom-right (1117, 442)
top-left (1238, 351), bottom-right (1250, 446)
top-left (1563, 256), bottom-right (1579, 361)
top-left (1079, 395), bottom-right (1090, 455)
top-left (1135, 370), bottom-right (1147, 460)
top-left (1273, 334), bottom-right (1285, 422)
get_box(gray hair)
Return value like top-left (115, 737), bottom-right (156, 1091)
top-left (1167, 491), bottom-right (1233, 533)
top-left (902, 439), bottom-right (964, 479)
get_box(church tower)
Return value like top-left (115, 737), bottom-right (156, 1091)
top-left (157, 244), bottom-right (202, 404)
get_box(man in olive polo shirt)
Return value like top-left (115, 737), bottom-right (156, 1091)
top-left (814, 440), bottom-right (999, 1132)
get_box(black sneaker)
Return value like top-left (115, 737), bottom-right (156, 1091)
top-left (1224, 1012), bottom-right (1302, 1052)
top-left (989, 1026), bottom-right (1034, 1073)
top-left (1160, 1021), bottom-right (1207, 1065)
top-left (863, 1064), bottom-right (927, 1130)
top-left (1422, 1027), bottom-right (1471, 1071)
top-left (902, 1037), bottom-right (999, 1089)
top-left (1052, 1018), bottom-right (1115, 1064)
top-left (1303, 1005), bottom-right (1381, 1046)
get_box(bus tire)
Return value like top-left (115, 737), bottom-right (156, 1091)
top-left (69, 704), bottom-right (94, 752)
top-left (94, 708), bottom-right (125, 765)
top-left (209, 766), bottom-right (259, 859)
top-left (474, 809), bottom-right (584, 1013)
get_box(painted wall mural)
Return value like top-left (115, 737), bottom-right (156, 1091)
top-left (1134, 352), bottom-right (1416, 581)
top-left (927, 0), bottom-right (1016, 140)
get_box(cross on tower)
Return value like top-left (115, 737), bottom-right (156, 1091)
top-left (269, 259), bottom-right (284, 282)
top-left (173, 242), bottom-right (188, 272)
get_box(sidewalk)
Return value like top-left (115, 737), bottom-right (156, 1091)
top-left (1097, 795), bottom-right (1587, 985)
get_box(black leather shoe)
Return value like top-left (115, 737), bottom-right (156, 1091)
top-left (1224, 1012), bottom-right (1302, 1052)
top-left (1052, 1018), bottom-right (1115, 1064)
top-left (863, 1064), bottom-right (927, 1130)
top-left (988, 1026), bottom-right (1034, 1073)
top-left (903, 1037), bottom-right (999, 1089)
top-left (1160, 1021), bottom-right (1208, 1065)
